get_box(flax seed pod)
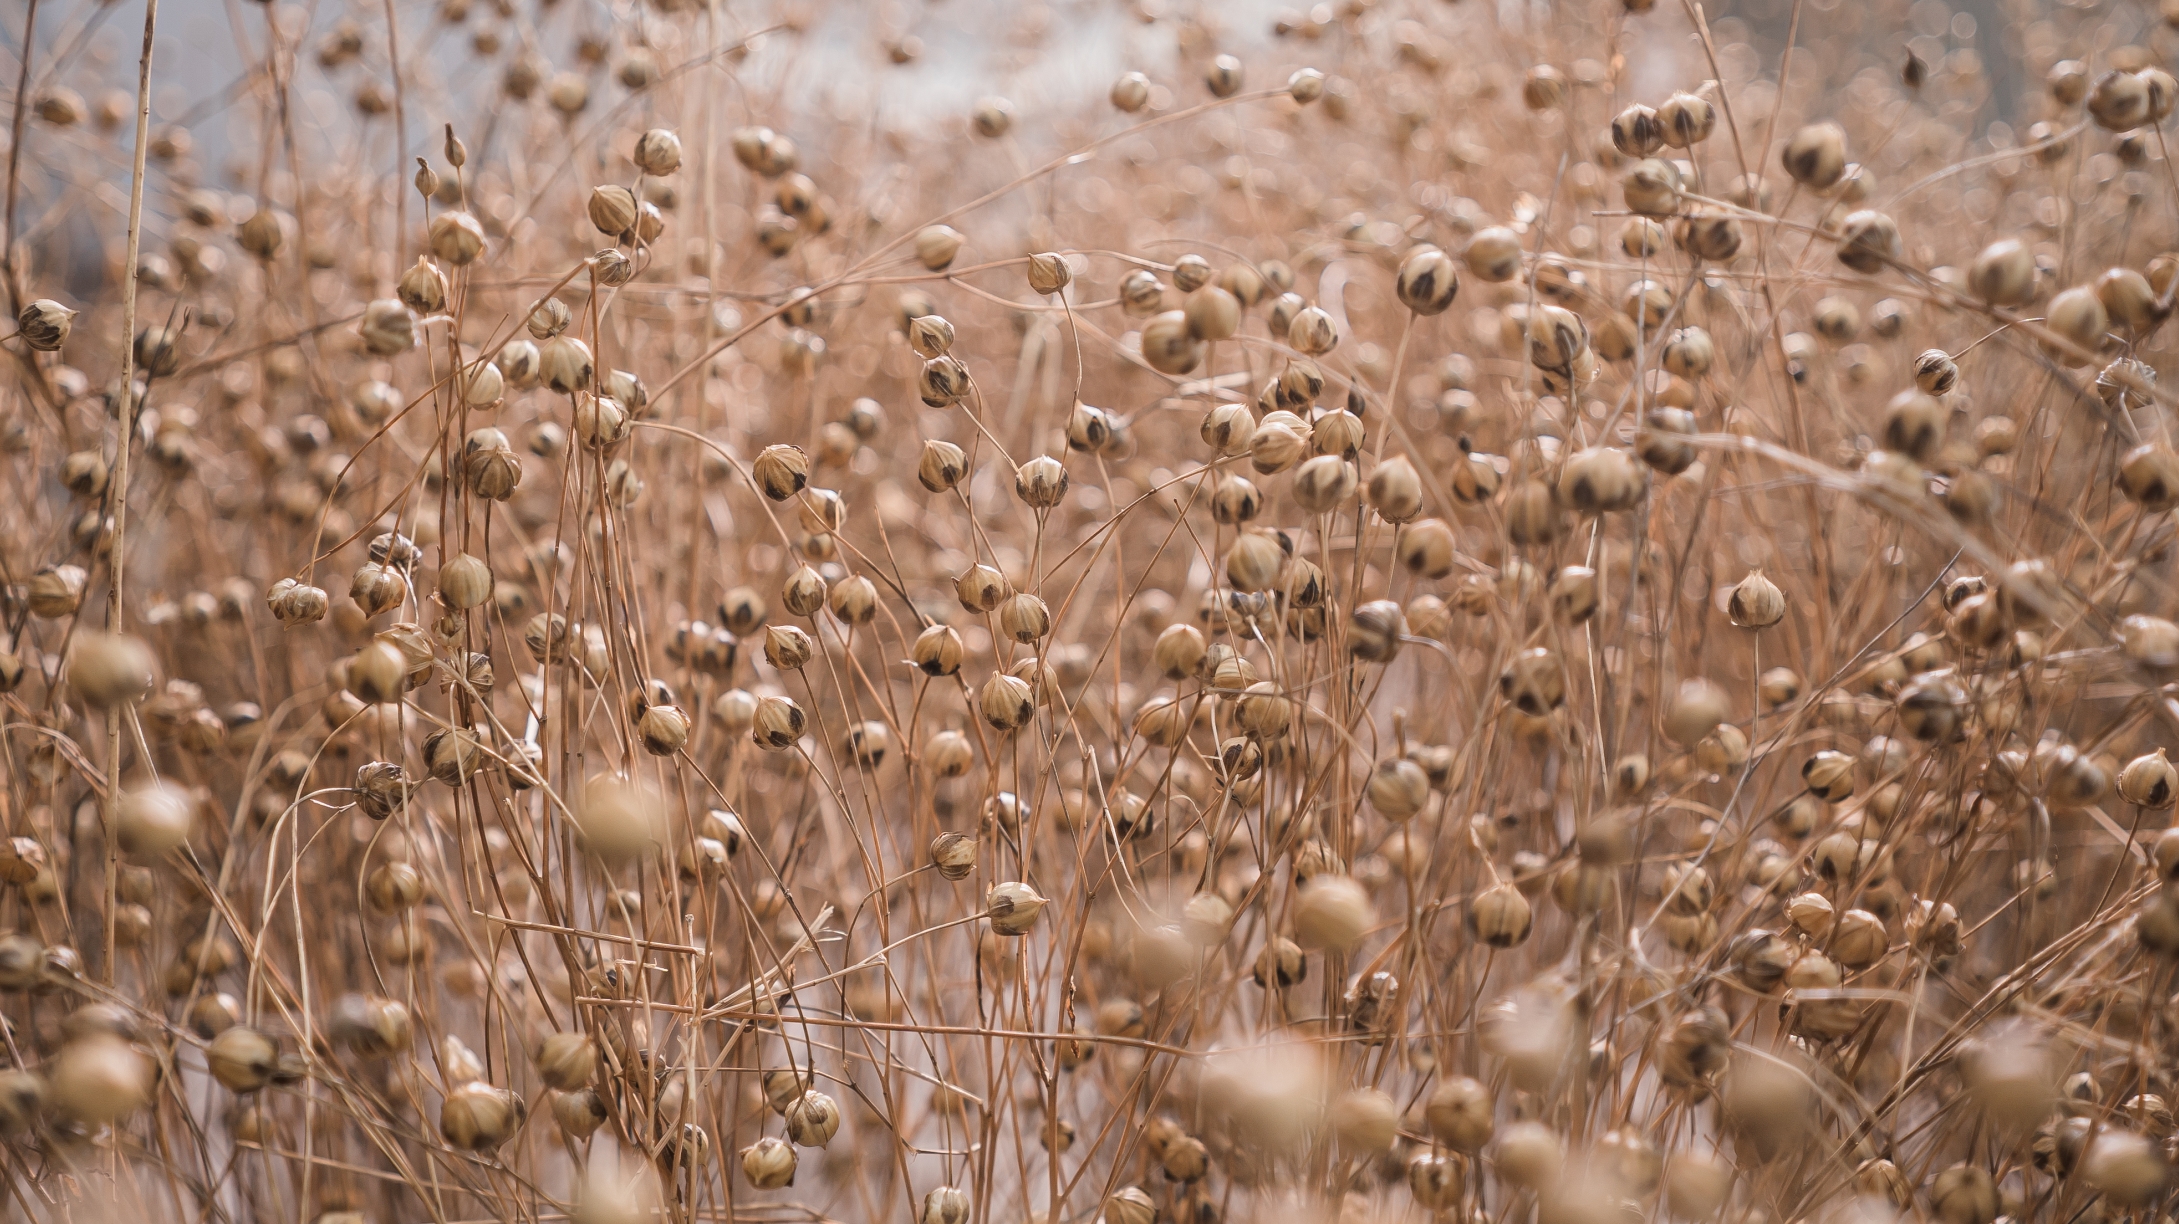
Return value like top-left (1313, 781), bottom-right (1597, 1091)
top-left (1613, 104), bottom-right (1664, 156)
top-left (1783, 121), bottom-right (1848, 187)
top-left (1398, 518), bottom-right (1457, 579)
top-left (979, 672), bottom-right (1035, 731)
top-left (1293, 455), bottom-right (1357, 513)
top-left (2121, 749), bottom-right (2179, 807)
top-left (2091, 70), bottom-right (2152, 131)
top-left (918, 439), bottom-right (968, 491)
top-left (1836, 210), bottom-right (1902, 273)
top-left (1015, 455), bottom-right (1069, 508)
top-left (2099, 266), bottom-right (2161, 331)
top-left (1470, 881), bottom-right (1533, 947)
top-left (2118, 444), bottom-right (2179, 511)
top-left (753, 444), bottom-right (809, 500)
top-left (1396, 245), bottom-right (1459, 315)
top-left (1729, 571), bottom-right (1785, 628)
top-left (67, 632), bottom-right (155, 708)
top-left (999, 593), bottom-right (1050, 642)
top-left (19, 299), bottom-right (76, 351)
top-left (1366, 456), bottom-right (1423, 522)
top-left (1464, 226), bottom-right (1523, 282)
top-left (1205, 54), bottom-right (1244, 97)
top-left (1294, 874), bottom-right (1372, 950)
top-left (752, 695), bottom-right (806, 750)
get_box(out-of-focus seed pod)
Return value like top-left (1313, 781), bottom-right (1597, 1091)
top-left (117, 781), bottom-right (194, 857)
top-left (441, 1082), bottom-right (523, 1152)
top-left (553, 1088), bottom-right (608, 1138)
top-left (1140, 310), bottom-right (1203, 375)
top-left (237, 206), bottom-right (286, 257)
top-left (1930, 1165), bottom-right (1999, 1224)
top-left (1424, 1075), bottom-right (1494, 1151)
top-left (1521, 64), bottom-right (1566, 110)
top-left (2047, 286), bottom-right (2110, 358)
top-left (2083, 1130), bottom-right (2166, 1205)
top-left (915, 225), bottom-right (964, 271)
top-left (50, 1035), bottom-right (149, 1125)
top-left (429, 211), bottom-right (485, 264)
top-left (1630, 411), bottom-right (1697, 478)
top-left (1782, 121), bottom-right (1847, 187)
top-left (1367, 758), bottom-right (1430, 821)
top-left (1557, 447), bottom-right (1644, 514)
top-left (1110, 71), bottom-right (1151, 111)
top-left (1499, 647), bottom-right (1565, 716)
top-left (533, 1032), bottom-right (596, 1091)
top-left (67, 632), bottom-right (155, 708)
top-left (2091, 69), bottom-right (2152, 131)
top-left (1294, 874), bottom-right (1372, 950)
top-left (358, 299), bottom-right (415, 355)
top-left (1677, 210), bottom-right (1743, 261)
top-left (1969, 238), bottom-right (2035, 305)
top-left (2099, 266), bottom-right (2161, 330)
top-left (1835, 209), bottom-right (1901, 273)
top-left (1497, 1120), bottom-right (1565, 1189)
top-left (2120, 444), bottom-right (2179, 512)
top-left (366, 861), bottom-right (424, 912)
top-left (1292, 455), bottom-right (1357, 513)
top-left (1464, 227), bottom-right (1522, 282)
top-left (1543, 565), bottom-right (1595, 624)
top-left (1622, 158), bottom-right (1683, 216)
top-left (1664, 1152), bottom-right (1732, 1219)
top-left (1658, 679), bottom-right (1729, 749)
top-left (1205, 54), bottom-right (1243, 97)
top-left (207, 1026), bottom-right (279, 1092)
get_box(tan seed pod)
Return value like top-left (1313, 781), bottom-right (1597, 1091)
top-left (1658, 91), bottom-right (1717, 146)
top-left (1835, 209), bottom-right (1902, 273)
top-left (1294, 874), bottom-right (1372, 950)
top-left (1729, 571), bottom-right (1785, 628)
top-left (1015, 455), bottom-right (1069, 508)
top-left (441, 1081), bottom-right (523, 1152)
top-left (1612, 103), bottom-right (1664, 156)
top-left (67, 632), bottom-right (155, 707)
top-left (1782, 121), bottom-right (1848, 187)
top-left (915, 225), bottom-right (964, 271)
top-left (1139, 310), bottom-right (1203, 375)
top-left (753, 444), bottom-right (810, 500)
top-left (2091, 69), bottom-right (2152, 131)
top-left (741, 1135), bottom-right (798, 1188)
top-left (1395, 245), bottom-right (1460, 316)
top-left (1464, 226), bottom-right (1522, 282)
top-left (19, 298), bottom-right (76, 351)
top-left (986, 881), bottom-right (1047, 934)
top-left (207, 1026), bottom-right (279, 1092)
top-left (1204, 54), bottom-right (1244, 97)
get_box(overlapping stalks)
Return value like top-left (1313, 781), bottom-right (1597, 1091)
top-left (6, 1), bottom-right (2179, 1222)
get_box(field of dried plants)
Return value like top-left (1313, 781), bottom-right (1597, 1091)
top-left (8, 0), bottom-right (2179, 1221)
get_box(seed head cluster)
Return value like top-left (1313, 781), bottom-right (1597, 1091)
top-left (4, 0), bottom-right (2179, 1222)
